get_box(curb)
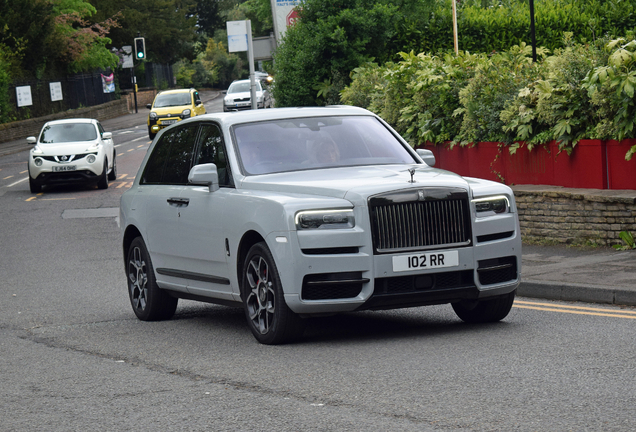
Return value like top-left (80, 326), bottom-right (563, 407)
top-left (519, 279), bottom-right (636, 306)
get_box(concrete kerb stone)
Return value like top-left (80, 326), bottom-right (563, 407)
top-left (519, 279), bottom-right (636, 306)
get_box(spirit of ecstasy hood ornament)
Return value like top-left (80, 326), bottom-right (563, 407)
top-left (408, 168), bottom-right (416, 183)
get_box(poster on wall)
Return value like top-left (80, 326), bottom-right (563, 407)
top-left (16, 86), bottom-right (33, 107)
top-left (101, 73), bottom-right (115, 93)
top-left (50, 82), bottom-right (63, 101)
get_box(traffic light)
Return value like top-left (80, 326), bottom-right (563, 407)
top-left (134, 37), bottom-right (146, 60)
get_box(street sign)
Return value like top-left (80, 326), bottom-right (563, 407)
top-left (227, 21), bottom-right (248, 52)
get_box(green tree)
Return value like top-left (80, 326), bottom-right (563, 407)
top-left (273, 0), bottom-right (397, 107)
top-left (89, 0), bottom-right (198, 64)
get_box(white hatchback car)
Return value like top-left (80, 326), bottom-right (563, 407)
top-left (27, 118), bottom-right (116, 192)
top-left (223, 78), bottom-right (272, 112)
top-left (120, 107), bottom-right (521, 344)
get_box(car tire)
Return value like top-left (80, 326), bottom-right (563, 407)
top-left (97, 159), bottom-right (108, 189)
top-left (148, 127), bottom-right (156, 140)
top-left (107, 153), bottom-right (117, 181)
top-left (452, 290), bottom-right (516, 323)
top-left (241, 242), bottom-right (306, 344)
top-left (28, 167), bottom-right (41, 193)
top-left (127, 236), bottom-right (178, 321)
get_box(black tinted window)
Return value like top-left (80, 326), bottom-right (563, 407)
top-left (141, 125), bottom-right (199, 184)
top-left (162, 125), bottom-right (199, 184)
top-left (194, 123), bottom-right (232, 187)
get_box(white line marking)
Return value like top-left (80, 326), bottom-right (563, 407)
top-left (7, 177), bottom-right (28, 187)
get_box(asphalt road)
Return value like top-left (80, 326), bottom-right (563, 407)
top-left (1, 98), bottom-right (635, 431)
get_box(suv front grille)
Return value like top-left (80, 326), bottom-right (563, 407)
top-left (369, 187), bottom-right (472, 253)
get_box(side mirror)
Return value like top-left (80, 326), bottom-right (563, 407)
top-left (102, 132), bottom-right (113, 140)
top-left (27, 137), bottom-right (37, 144)
top-left (146, 104), bottom-right (152, 109)
top-left (195, 99), bottom-right (202, 105)
top-left (416, 149), bottom-right (436, 167)
top-left (188, 163), bottom-right (219, 192)
top-left (221, 90), bottom-right (227, 95)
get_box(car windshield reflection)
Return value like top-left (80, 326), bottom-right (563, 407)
top-left (154, 94), bottom-right (192, 107)
top-left (233, 116), bottom-right (417, 175)
top-left (39, 124), bottom-right (97, 143)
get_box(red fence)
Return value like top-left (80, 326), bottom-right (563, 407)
top-left (420, 140), bottom-right (636, 190)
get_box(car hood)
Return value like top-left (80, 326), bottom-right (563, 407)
top-left (152, 106), bottom-right (191, 115)
top-left (239, 165), bottom-right (471, 206)
top-left (31, 141), bottom-right (101, 155)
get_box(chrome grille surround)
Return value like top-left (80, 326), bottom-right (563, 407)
top-left (369, 187), bottom-right (472, 254)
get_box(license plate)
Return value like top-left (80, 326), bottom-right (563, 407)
top-left (392, 250), bottom-right (459, 272)
top-left (161, 120), bottom-right (177, 125)
top-left (52, 165), bottom-right (76, 172)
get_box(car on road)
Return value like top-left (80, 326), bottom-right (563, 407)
top-left (119, 106), bottom-right (521, 344)
top-left (223, 78), bottom-right (272, 112)
top-left (147, 88), bottom-right (206, 140)
top-left (27, 118), bottom-right (116, 193)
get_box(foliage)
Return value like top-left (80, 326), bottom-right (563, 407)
top-left (613, 231), bottom-right (636, 250)
top-left (272, 0), bottom-right (397, 107)
top-left (500, 34), bottom-right (608, 153)
top-left (343, 32), bottom-right (636, 161)
top-left (583, 34), bottom-right (636, 159)
top-left (51, 1), bottom-right (121, 73)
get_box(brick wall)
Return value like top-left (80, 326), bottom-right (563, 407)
top-left (513, 185), bottom-right (636, 246)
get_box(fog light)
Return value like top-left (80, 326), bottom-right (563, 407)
top-left (34, 158), bottom-right (43, 167)
top-left (87, 155), bottom-right (96, 163)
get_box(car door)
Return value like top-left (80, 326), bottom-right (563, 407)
top-left (177, 122), bottom-right (235, 299)
top-left (141, 124), bottom-right (200, 292)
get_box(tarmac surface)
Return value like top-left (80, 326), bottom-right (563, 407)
top-left (2, 90), bottom-right (635, 306)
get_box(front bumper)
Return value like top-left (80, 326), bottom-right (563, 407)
top-left (29, 154), bottom-right (105, 186)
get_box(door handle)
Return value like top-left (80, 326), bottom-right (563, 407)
top-left (167, 197), bottom-right (189, 207)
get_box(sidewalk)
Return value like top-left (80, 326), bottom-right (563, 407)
top-left (519, 244), bottom-right (636, 306)
top-left (2, 91), bottom-right (635, 306)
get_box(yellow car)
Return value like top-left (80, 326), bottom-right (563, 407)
top-left (146, 88), bottom-right (206, 139)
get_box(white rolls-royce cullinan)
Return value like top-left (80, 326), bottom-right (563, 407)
top-left (119, 106), bottom-right (521, 344)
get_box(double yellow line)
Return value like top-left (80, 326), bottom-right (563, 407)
top-left (514, 300), bottom-right (636, 319)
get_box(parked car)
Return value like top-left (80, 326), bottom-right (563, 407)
top-left (223, 78), bottom-right (272, 112)
top-left (27, 118), bottom-right (116, 193)
top-left (147, 88), bottom-right (206, 140)
top-left (120, 106), bottom-right (521, 344)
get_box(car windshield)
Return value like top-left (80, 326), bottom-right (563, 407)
top-left (233, 115), bottom-right (418, 175)
top-left (228, 81), bottom-right (259, 93)
top-left (153, 93), bottom-right (192, 108)
top-left (39, 123), bottom-right (97, 143)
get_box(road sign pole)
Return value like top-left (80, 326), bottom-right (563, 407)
top-left (247, 20), bottom-right (257, 110)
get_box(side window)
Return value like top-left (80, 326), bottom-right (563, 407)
top-left (194, 91), bottom-right (201, 105)
top-left (161, 125), bottom-right (199, 185)
top-left (141, 125), bottom-right (199, 185)
top-left (97, 122), bottom-right (105, 137)
top-left (194, 123), bottom-right (233, 187)
top-left (141, 132), bottom-right (172, 184)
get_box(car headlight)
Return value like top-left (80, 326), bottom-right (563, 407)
top-left (149, 112), bottom-right (157, 119)
top-left (472, 195), bottom-right (510, 214)
top-left (181, 109), bottom-right (191, 117)
top-left (85, 144), bottom-right (100, 152)
top-left (87, 154), bottom-right (96, 164)
top-left (295, 209), bottom-right (355, 230)
top-left (34, 157), bottom-right (43, 167)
